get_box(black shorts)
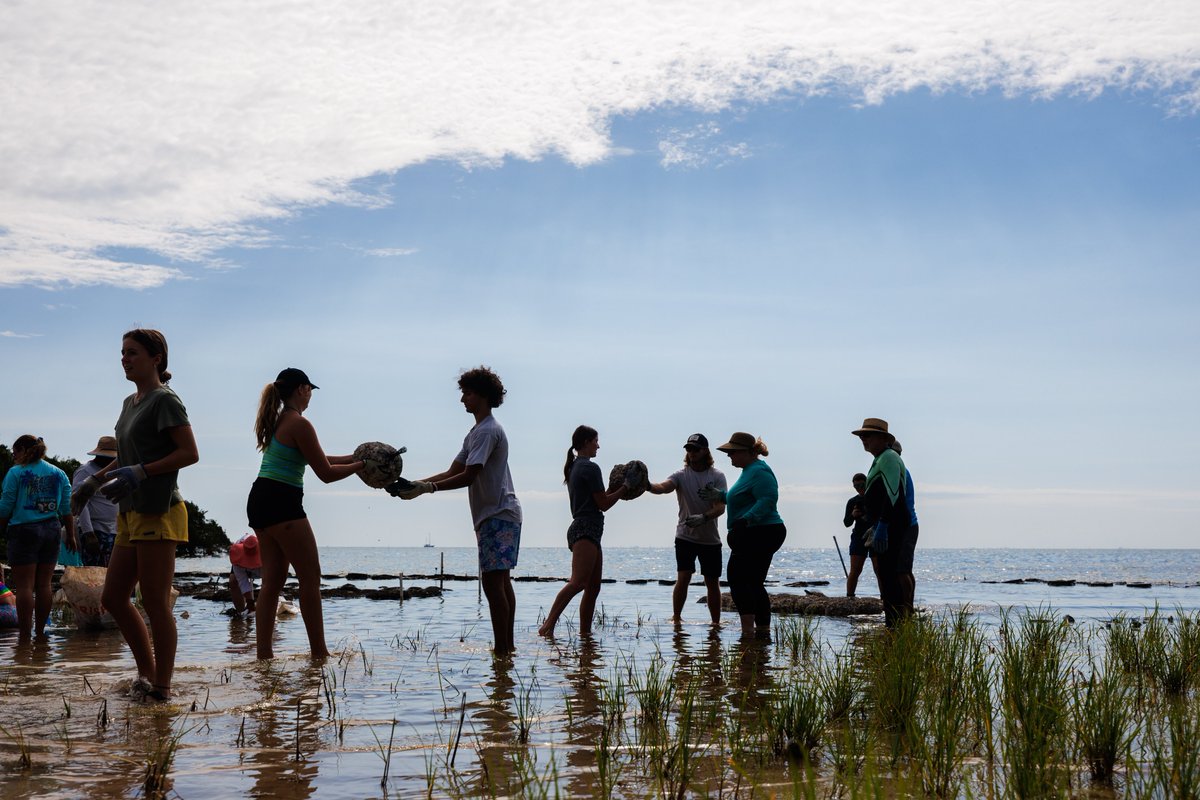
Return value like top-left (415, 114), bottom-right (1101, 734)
top-left (247, 477), bottom-right (306, 530)
top-left (566, 515), bottom-right (604, 551)
top-left (674, 538), bottom-right (722, 578)
top-left (848, 527), bottom-right (870, 558)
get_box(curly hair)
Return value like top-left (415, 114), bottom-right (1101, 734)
top-left (458, 366), bottom-right (506, 408)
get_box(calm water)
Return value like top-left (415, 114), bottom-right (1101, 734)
top-left (2, 547), bottom-right (1197, 799)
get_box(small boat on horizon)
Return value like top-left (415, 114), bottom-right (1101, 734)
top-left (423, 535), bottom-right (435, 548)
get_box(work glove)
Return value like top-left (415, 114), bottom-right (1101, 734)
top-left (385, 477), bottom-right (415, 497)
top-left (70, 475), bottom-right (102, 516)
top-left (100, 464), bottom-right (148, 503)
top-left (697, 482), bottom-right (725, 503)
top-left (871, 521), bottom-right (889, 555)
top-left (684, 514), bottom-right (707, 529)
top-left (391, 480), bottom-right (435, 500)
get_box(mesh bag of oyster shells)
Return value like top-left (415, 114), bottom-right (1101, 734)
top-left (353, 441), bottom-right (406, 488)
top-left (607, 460), bottom-right (649, 500)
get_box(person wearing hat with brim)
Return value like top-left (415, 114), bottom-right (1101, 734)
top-left (647, 433), bottom-right (728, 626)
top-left (248, 367), bottom-right (364, 660)
top-left (698, 431), bottom-right (787, 639)
top-left (228, 533), bottom-right (262, 614)
top-left (852, 417), bottom-right (913, 627)
top-left (72, 435), bottom-right (120, 567)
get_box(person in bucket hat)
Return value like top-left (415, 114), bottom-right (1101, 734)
top-left (698, 432), bottom-right (787, 639)
top-left (228, 533), bottom-right (262, 614)
top-left (852, 417), bottom-right (913, 627)
top-left (72, 435), bottom-right (119, 567)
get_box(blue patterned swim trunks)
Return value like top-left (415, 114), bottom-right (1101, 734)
top-left (477, 517), bottom-right (521, 572)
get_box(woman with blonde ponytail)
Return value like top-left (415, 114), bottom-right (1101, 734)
top-left (247, 367), bottom-right (363, 659)
top-left (700, 431), bottom-right (787, 639)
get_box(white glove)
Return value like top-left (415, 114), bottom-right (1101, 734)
top-left (697, 482), bottom-right (725, 502)
top-left (394, 480), bottom-right (435, 500)
top-left (100, 464), bottom-right (148, 502)
top-left (684, 514), bottom-right (708, 528)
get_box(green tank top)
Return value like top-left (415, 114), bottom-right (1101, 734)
top-left (258, 436), bottom-right (307, 487)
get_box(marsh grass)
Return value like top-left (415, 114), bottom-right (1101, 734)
top-left (143, 715), bottom-right (193, 799)
top-left (0, 720), bottom-right (33, 770)
top-left (1073, 647), bottom-right (1139, 782)
top-left (998, 609), bottom-right (1075, 798)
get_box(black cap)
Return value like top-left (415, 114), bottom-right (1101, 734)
top-left (276, 367), bottom-right (319, 390)
top-left (685, 433), bottom-right (708, 450)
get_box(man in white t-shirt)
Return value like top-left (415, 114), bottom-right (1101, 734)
top-left (391, 366), bottom-right (522, 656)
top-left (647, 433), bottom-right (728, 625)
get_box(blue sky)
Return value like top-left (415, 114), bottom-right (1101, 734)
top-left (2, 2), bottom-right (1198, 550)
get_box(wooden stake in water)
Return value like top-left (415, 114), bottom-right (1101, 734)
top-left (440, 552), bottom-right (444, 590)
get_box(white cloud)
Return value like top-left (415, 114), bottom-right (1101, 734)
top-left (362, 247), bottom-right (419, 258)
top-left (2, 0), bottom-right (1197, 287)
top-left (1, 330), bottom-right (42, 338)
top-left (658, 121), bottom-right (751, 168)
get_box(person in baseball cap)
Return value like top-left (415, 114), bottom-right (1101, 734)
top-left (646, 434), bottom-right (728, 625)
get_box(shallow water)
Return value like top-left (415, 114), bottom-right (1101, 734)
top-left (2, 547), bottom-right (1197, 798)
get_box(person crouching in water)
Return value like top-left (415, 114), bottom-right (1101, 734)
top-left (249, 368), bottom-right (363, 659)
top-left (646, 433), bottom-right (727, 625)
top-left (228, 533), bottom-right (262, 615)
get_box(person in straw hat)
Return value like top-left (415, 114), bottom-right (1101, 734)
top-left (228, 533), bottom-right (262, 615)
top-left (851, 418), bottom-right (913, 627)
top-left (699, 431), bottom-right (787, 639)
top-left (72, 435), bottom-right (119, 567)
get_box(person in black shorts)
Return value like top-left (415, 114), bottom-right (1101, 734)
top-left (843, 473), bottom-right (874, 597)
top-left (248, 368), bottom-right (363, 659)
top-left (647, 433), bottom-right (728, 625)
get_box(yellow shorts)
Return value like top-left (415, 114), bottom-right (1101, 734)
top-left (115, 502), bottom-right (189, 546)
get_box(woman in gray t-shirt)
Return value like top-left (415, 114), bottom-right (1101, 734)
top-left (537, 425), bottom-right (631, 637)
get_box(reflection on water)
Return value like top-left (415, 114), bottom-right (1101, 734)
top-left (2, 554), bottom-right (1199, 798)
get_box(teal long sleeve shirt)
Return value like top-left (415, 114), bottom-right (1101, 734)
top-left (725, 459), bottom-right (784, 529)
top-left (0, 460), bottom-right (72, 525)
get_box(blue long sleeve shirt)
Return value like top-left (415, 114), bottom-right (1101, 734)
top-left (725, 459), bottom-right (784, 528)
top-left (0, 460), bottom-right (72, 525)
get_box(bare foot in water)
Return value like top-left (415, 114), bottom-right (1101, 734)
top-left (537, 621), bottom-right (555, 637)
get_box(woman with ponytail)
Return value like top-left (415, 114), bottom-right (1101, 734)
top-left (248, 367), bottom-right (363, 659)
top-left (538, 425), bottom-right (636, 637)
top-left (0, 434), bottom-right (77, 641)
top-left (700, 432), bottom-right (787, 639)
top-left (69, 328), bottom-right (198, 701)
